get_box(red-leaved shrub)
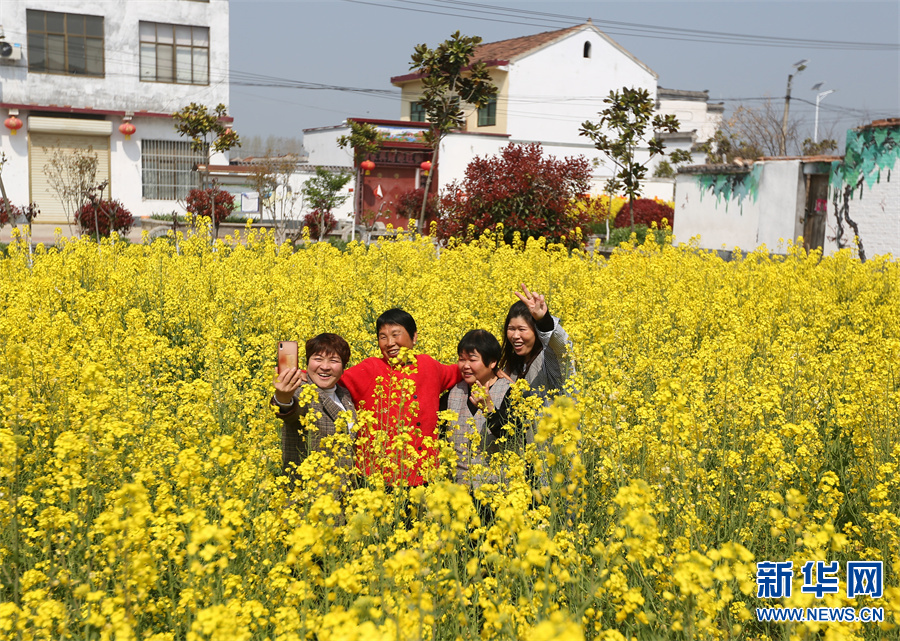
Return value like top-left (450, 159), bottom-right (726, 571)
top-left (302, 209), bottom-right (337, 240)
top-left (437, 143), bottom-right (591, 246)
top-left (186, 188), bottom-right (235, 226)
top-left (76, 199), bottom-right (134, 237)
top-left (1, 200), bottom-right (18, 227)
top-left (395, 188), bottom-right (439, 223)
top-left (0, 199), bottom-right (39, 227)
top-left (613, 198), bottom-right (675, 229)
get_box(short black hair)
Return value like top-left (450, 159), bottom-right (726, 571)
top-left (457, 329), bottom-right (501, 369)
top-left (306, 333), bottom-right (351, 367)
top-left (376, 308), bottom-right (417, 339)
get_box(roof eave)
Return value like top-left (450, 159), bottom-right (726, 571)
top-left (390, 59), bottom-right (510, 86)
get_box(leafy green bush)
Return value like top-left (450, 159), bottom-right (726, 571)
top-left (607, 224), bottom-right (671, 247)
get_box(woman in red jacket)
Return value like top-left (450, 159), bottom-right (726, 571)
top-left (339, 308), bottom-right (461, 487)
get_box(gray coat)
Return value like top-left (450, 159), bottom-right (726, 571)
top-left (445, 378), bottom-right (519, 489)
top-left (272, 385), bottom-right (356, 478)
top-left (508, 316), bottom-right (573, 401)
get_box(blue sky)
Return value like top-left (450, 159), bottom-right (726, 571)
top-left (228, 0), bottom-right (900, 145)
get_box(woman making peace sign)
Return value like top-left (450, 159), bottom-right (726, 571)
top-left (498, 284), bottom-right (572, 400)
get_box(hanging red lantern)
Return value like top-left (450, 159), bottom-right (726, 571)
top-left (360, 159), bottom-right (375, 175)
top-left (420, 160), bottom-right (432, 176)
top-left (119, 121), bottom-right (136, 140)
top-left (4, 115), bottom-right (23, 135)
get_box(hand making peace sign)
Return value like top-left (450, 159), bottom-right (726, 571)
top-left (514, 283), bottom-right (547, 321)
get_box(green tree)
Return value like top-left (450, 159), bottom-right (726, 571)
top-left (652, 149), bottom-right (694, 178)
top-left (801, 137), bottom-right (838, 156)
top-left (301, 167), bottom-right (352, 242)
top-left (579, 87), bottom-right (680, 230)
top-left (337, 120), bottom-right (383, 240)
top-left (172, 102), bottom-right (241, 237)
top-left (409, 31), bottom-right (498, 228)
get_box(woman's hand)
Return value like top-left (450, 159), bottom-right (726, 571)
top-left (469, 380), bottom-right (496, 414)
top-left (272, 367), bottom-right (303, 405)
top-left (515, 283), bottom-right (547, 320)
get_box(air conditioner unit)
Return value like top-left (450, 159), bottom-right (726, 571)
top-left (0, 41), bottom-right (23, 62)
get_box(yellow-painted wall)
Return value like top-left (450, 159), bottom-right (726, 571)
top-left (396, 68), bottom-right (508, 135)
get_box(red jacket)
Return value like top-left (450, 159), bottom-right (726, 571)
top-left (340, 354), bottom-right (461, 486)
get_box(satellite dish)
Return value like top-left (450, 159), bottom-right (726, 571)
top-left (0, 42), bottom-right (13, 57)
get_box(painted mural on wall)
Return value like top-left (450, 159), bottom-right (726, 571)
top-left (375, 126), bottom-right (429, 145)
top-left (829, 123), bottom-right (899, 261)
top-left (695, 164), bottom-right (762, 214)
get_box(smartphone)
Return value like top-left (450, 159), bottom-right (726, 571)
top-left (277, 341), bottom-right (298, 374)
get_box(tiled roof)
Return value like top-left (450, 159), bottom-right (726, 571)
top-left (473, 24), bottom-right (583, 64)
top-left (859, 118), bottom-right (900, 130)
top-left (391, 23), bottom-right (586, 84)
top-left (391, 21), bottom-right (656, 85)
top-left (757, 155), bottom-right (842, 162)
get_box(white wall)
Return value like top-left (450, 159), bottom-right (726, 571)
top-left (302, 126), bottom-right (354, 168)
top-left (822, 160), bottom-right (900, 260)
top-left (437, 133), bottom-right (507, 189)
top-left (0, 123), bottom-right (29, 206)
top-left (0, 0), bottom-right (229, 111)
top-left (657, 99), bottom-right (722, 143)
top-left (674, 161), bottom-right (804, 253)
top-left (505, 29), bottom-right (657, 146)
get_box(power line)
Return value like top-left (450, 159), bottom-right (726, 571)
top-left (431, 0), bottom-right (899, 50)
top-left (340, 0), bottom-right (900, 51)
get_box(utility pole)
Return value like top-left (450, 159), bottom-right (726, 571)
top-left (781, 59), bottom-right (807, 155)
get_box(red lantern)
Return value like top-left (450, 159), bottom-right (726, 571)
top-left (360, 160), bottom-right (375, 175)
top-left (420, 160), bottom-right (432, 176)
top-left (4, 115), bottom-right (23, 135)
top-left (119, 121), bottom-right (136, 140)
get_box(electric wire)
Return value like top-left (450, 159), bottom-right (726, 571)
top-left (340, 0), bottom-right (899, 51)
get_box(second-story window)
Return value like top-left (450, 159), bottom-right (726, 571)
top-left (140, 22), bottom-right (209, 85)
top-left (26, 10), bottom-right (105, 77)
top-left (410, 101), bottom-right (426, 122)
top-left (478, 98), bottom-right (497, 127)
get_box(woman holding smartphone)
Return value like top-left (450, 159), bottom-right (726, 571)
top-left (272, 333), bottom-right (356, 482)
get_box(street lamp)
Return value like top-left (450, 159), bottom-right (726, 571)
top-left (781, 59), bottom-right (807, 155)
top-left (811, 82), bottom-right (836, 144)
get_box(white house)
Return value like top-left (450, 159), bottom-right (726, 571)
top-left (300, 23), bottom-right (724, 234)
top-left (656, 87), bottom-right (724, 164)
top-left (389, 21), bottom-right (722, 197)
top-left (0, 0), bottom-right (230, 240)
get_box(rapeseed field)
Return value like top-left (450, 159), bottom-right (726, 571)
top-left (0, 227), bottom-right (897, 640)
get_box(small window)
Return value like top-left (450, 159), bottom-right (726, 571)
top-left (583, 41), bottom-right (591, 58)
top-left (27, 9), bottom-right (105, 76)
top-left (410, 101), bottom-right (426, 122)
top-left (478, 98), bottom-right (497, 127)
top-left (140, 21), bottom-right (209, 85)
